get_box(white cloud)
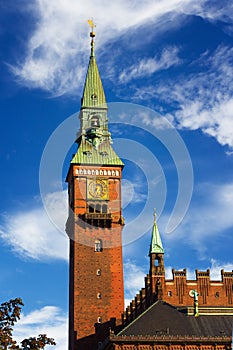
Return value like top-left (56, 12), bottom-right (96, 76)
top-left (137, 110), bottom-right (174, 129)
top-left (173, 96), bottom-right (233, 148)
top-left (162, 182), bottom-right (233, 255)
top-left (119, 47), bottom-right (181, 83)
top-left (133, 45), bottom-right (233, 149)
top-left (171, 46), bottom-right (233, 148)
top-left (208, 259), bottom-right (233, 280)
top-left (122, 179), bottom-right (134, 208)
top-left (13, 306), bottom-right (68, 350)
top-left (10, 0), bottom-right (232, 95)
top-left (124, 260), bottom-right (147, 307)
top-left (198, 1), bottom-right (233, 33)
top-left (0, 191), bottom-right (69, 261)
top-left (122, 175), bottom-right (149, 207)
top-left (226, 150), bottom-right (233, 156)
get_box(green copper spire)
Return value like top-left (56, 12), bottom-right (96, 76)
top-left (150, 210), bottom-right (164, 254)
top-left (70, 22), bottom-right (124, 167)
top-left (81, 21), bottom-right (107, 109)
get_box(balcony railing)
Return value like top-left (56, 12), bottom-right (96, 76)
top-left (79, 213), bottom-right (112, 220)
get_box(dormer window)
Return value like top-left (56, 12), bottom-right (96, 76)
top-left (83, 151), bottom-right (92, 157)
top-left (100, 151), bottom-right (108, 157)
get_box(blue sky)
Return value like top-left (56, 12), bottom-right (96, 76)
top-left (1, 1), bottom-right (233, 348)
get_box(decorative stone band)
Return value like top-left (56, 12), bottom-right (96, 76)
top-left (74, 167), bottom-right (121, 177)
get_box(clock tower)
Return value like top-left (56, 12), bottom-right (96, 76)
top-left (66, 26), bottom-right (124, 350)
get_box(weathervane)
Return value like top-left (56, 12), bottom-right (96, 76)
top-left (87, 19), bottom-right (96, 45)
top-left (88, 19), bottom-right (96, 36)
top-left (87, 19), bottom-right (96, 55)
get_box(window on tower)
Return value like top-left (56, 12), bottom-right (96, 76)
top-left (102, 204), bottom-right (107, 213)
top-left (87, 202), bottom-right (108, 214)
top-left (95, 203), bottom-right (101, 213)
top-left (97, 316), bottom-right (102, 323)
top-left (94, 239), bottom-right (102, 252)
top-left (88, 204), bottom-right (95, 213)
top-left (91, 115), bottom-right (100, 127)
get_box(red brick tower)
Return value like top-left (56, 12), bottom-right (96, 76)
top-left (66, 25), bottom-right (124, 350)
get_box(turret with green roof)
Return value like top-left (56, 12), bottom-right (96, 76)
top-left (149, 210), bottom-right (165, 276)
top-left (149, 210), bottom-right (164, 255)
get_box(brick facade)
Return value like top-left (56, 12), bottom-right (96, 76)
top-left (66, 165), bottom-right (124, 350)
top-left (123, 267), bottom-right (233, 326)
top-left (106, 336), bottom-right (232, 350)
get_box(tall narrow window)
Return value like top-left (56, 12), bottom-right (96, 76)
top-left (102, 204), bottom-right (107, 213)
top-left (94, 239), bottom-right (102, 252)
top-left (88, 204), bottom-right (94, 213)
top-left (95, 204), bottom-right (101, 213)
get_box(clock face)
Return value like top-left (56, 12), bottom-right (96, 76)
top-left (88, 179), bottom-right (108, 200)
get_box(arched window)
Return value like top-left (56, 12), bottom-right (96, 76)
top-left (94, 239), bottom-right (102, 252)
top-left (91, 115), bottom-right (100, 127)
top-left (95, 204), bottom-right (101, 213)
top-left (102, 204), bottom-right (108, 213)
top-left (88, 204), bottom-right (94, 213)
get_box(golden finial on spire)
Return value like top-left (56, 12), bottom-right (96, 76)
top-left (88, 19), bottom-right (96, 37)
top-left (87, 19), bottom-right (96, 56)
top-left (153, 208), bottom-right (157, 223)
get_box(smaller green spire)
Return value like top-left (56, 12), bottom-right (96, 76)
top-left (150, 209), bottom-right (164, 255)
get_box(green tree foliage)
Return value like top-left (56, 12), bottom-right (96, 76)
top-left (0, 298), bottom-right (56, 350)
